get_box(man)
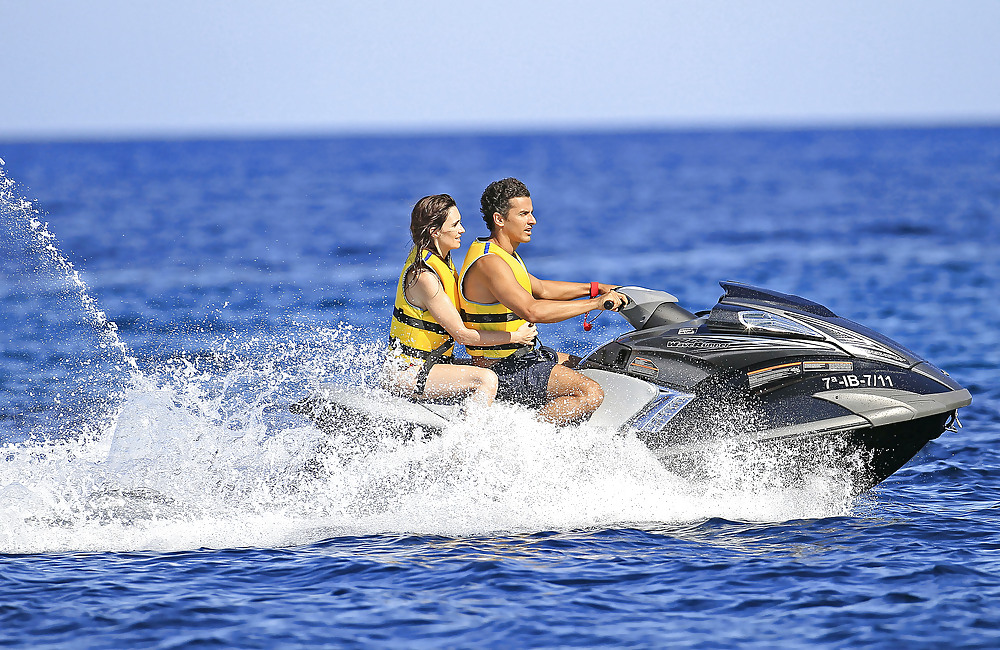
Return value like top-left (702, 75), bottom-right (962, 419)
top-left (458, 177), bottom-right (626, 425)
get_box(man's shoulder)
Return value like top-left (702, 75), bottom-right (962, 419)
top-left (466, 251), bottom-right (512, 276)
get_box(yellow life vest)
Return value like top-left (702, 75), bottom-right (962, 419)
top-left (458, 237), bottom-right (532, 359)
top-left (388, 247), bottom-right (458, 360)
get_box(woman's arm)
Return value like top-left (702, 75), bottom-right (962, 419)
top-left (407, 270), bottom-right (537, 347)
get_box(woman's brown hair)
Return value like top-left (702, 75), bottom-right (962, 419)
top-left (405, 194), bottom-right (456, 289)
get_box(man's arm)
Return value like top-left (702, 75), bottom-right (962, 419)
top-left (472, 255), bottom-right (623, 324)
top-left (529, 276), bottom-right (619, 301)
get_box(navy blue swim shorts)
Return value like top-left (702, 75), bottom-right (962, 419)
top-left (490, 347), bottom-right (558, 409)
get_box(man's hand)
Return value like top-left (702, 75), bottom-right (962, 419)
top-left (600, 289), bottom-right (627, 312)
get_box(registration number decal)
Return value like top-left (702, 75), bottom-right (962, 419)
top-left (822, 374), bottom-right (894, 389)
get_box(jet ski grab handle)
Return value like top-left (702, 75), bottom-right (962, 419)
top-left (612, 286), bottom-right (697, 331)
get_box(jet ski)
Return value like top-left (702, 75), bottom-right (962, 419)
top-left (291, 281), bottom-right (971, 491)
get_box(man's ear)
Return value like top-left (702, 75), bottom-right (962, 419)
top-left (492, 211), bottom-right (504, 228)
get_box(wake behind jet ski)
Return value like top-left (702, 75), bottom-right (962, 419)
top-left (291, 282), bottom-right (971, 492)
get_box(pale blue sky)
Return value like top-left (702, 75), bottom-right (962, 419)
top-left (2, 0), bottom-right (999, 139)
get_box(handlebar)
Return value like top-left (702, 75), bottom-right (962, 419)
top-left (604, 287), bottom-right (631, 311)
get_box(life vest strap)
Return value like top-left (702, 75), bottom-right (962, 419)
top-left (465, 342), bottom-right (529, 352)
top-left (460, 310), bottom-right (522, 324)
top-left (389, 337), bottom-right (454, 395)
top-left (389, 337), bottom-right (455, 361)
top-left (391, 307), bottom-right (449, 335)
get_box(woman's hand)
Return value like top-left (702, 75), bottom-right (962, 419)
top-left (511, 321), bottom-right (538, 346)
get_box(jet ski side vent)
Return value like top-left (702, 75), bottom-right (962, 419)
top-left (631, 388), bottom-right (696, 434)
top-left (719, 281), bottom-right (837, 318)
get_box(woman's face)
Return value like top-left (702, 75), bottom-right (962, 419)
top-left (432, 206), bottom-right (465, 254)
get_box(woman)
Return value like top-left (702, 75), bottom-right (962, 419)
top-left (385, 194), bottom-right (537, 406)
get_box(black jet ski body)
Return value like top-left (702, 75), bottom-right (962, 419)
top-left (292, 282), bottom-right (971, 491)
top-left (578, 282), bottom-right (971, 489)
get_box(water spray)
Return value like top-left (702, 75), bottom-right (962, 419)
top-left (0, 164), bottom-right (139, 375)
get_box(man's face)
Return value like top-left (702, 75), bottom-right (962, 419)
top-left (497, 196), bottom-right (535, 244)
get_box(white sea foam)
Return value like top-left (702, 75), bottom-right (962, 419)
top-left (0, 322), bottom-right (861, 554)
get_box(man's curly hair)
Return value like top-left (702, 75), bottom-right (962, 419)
top-left (480, 177), bottom-right (530, 233)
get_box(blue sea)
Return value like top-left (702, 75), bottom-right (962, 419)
top-left (1, 127), bottom-right (999, 648)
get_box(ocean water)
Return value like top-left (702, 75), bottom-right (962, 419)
top-left (1, 127), bottom-right (999, 648)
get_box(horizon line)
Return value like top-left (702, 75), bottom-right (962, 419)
top-left (3, 115), bottom-right (1000, 145)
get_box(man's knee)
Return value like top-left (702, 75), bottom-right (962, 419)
top-left (545, 365), bottom-right (604, 411)
top-left (578, 375), bottom-right (604, 411)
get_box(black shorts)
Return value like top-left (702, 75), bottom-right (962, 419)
top-left (491, 347), bottom-right (559, 409)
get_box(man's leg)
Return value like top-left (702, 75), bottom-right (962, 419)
top-left (555, 351), bottom-right (582, 368)
top-left (538, 365), bottom-right (604, 425)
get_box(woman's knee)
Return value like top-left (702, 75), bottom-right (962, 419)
top-left (478, 368), bottom-right (499, 395)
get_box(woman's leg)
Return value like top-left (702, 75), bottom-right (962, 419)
top-left (421, 364), bottom-right (499, 406)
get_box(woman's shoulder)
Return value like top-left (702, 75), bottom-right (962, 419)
top-left (409, 265), bottom-right (440, 283)
top-left (405, 265), bottom-right (446, 303)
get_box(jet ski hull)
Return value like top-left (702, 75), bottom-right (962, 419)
top-left (577, 282), bottom-right (971, 491)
